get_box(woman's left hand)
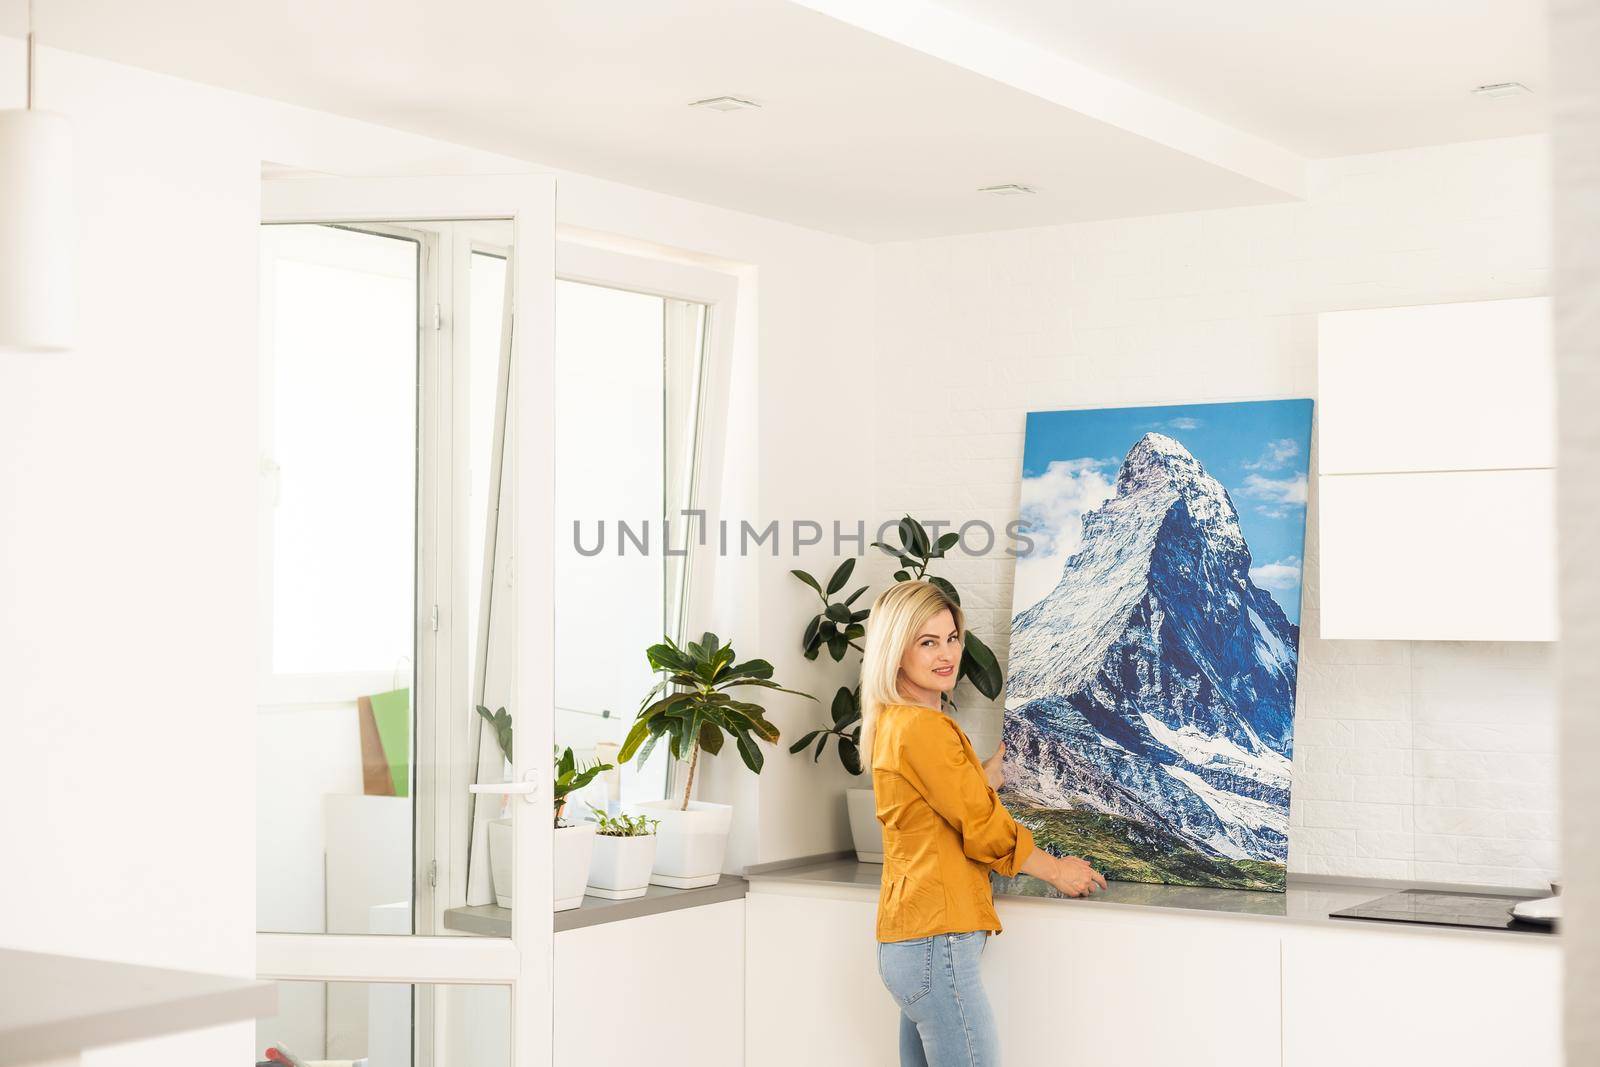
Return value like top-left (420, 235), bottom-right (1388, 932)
top-left (982, 742), bottom-right (1006, 791)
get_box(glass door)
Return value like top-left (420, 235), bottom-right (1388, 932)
top-left (256, 175), bottom-right (557, 1067)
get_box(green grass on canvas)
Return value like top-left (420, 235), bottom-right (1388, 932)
top-left (1006, 801), bottom-right (1286, 892)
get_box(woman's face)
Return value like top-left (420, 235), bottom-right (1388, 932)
top-left (898, 608), bottom-right (962, 698)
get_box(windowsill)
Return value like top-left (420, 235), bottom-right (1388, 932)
top-left (442, 875), bottom-right (748, 936)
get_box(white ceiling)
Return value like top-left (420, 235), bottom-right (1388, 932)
top-left (925, 0), bottom-right (1547, 159)
top-left (18, 0), bottom-right (1546, 242)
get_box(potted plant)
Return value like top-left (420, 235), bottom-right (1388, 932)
top-left (584, 806), bottom-right (660, 900)
top-left (477, 704), bottom-right (611, 911)
top-left (790, 517), bottom-right (1006, 862)
top-left (619, 631), bottom-right (810, 888)
top-left (552, 747), bottom-right (611, 911)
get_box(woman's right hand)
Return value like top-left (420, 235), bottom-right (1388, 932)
top-left (1046, 854), bottom-right (1108, 897)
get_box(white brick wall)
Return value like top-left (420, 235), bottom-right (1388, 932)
top-left (872, 134), bottom-right (1557, 891)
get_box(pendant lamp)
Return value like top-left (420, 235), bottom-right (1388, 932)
top-left (0, 0), bottom-right (72, 351)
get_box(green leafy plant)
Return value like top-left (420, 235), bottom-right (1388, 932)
top-left (619, 631), bottom-right (812, 810)
top-left (476, 704), bottom-right (513, 763)
top-left (787, 685), bottom-right (864, 775)
top-left (587, 805), bottom-right (660, 838)
top-left (554, 746), bottom-right (612, 828)
top-left (793, 557), bottom-right (870, 662)
top-left (788, 514), bottom-right (1007, 776)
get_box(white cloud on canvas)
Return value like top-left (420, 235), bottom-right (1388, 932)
top-left (1239, 472), bottom-right (1308, 517)
top-left (1249, 556), bottom-right (1303, 592)
top-left (1013, 458), bottom-right (1116, 615)
top-left (1243, 438), bottom-right (1300, 470)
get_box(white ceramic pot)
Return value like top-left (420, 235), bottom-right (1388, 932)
top-left (631, 799), bottom-right (732, 889)
top-left (847, 788), bottom-right (883, 864)
top-left (586, 833), bottom-right (658, 900)
top-left (554, 822), bottom-right (597, 911)
top-left (488, 817), bottom-right (514, 907)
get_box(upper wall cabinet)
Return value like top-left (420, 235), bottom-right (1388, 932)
top-left (1318, 297), bottom-right (1553, 475)
top-left (1317, 297), bottom-right (1556, 642)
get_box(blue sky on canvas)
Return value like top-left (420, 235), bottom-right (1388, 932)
top-left (1014, 399), bottom-right (1314, 624)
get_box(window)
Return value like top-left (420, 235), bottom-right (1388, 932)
top-left (552, 268), bottom-right (716, 809)
top-left (258, 226), bottom-right (734, 940)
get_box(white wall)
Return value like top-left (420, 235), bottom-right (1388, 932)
top-left (0, 42), bottom-right (263, 1067)
top-left (0, 36), bottom-right (874, 1066)
top-left (1552, 0), bottom-right (1600, 1058)
top-left (872, 135), bottom-right (1557, 890)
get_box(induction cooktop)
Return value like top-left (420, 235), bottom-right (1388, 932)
top-left (1328, 889), bottom-right (1555, 934)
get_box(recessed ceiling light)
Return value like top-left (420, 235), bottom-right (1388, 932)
top-left (978, 184), bottom-right (1036, 196)
top-left (689, 96), bottom-right (761, 112)
top-left (1472, 82), bottom-right (1532, 99)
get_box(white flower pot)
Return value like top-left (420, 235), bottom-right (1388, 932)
top-left (847, 788), bottom-right (883, 864)
top-left (586, 833), bottom-right (658, 900)
top-left (488, 817), bottom-right (514, 907)
top-left (488, 818), bottom-right (598, 910)
top-left (631, 799), bottom-right (732, 889)
top-left (554, 823), bottom-right (597, 912)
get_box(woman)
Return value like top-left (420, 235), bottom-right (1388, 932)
top-left (862, 580), bottom-right (1106, 1067)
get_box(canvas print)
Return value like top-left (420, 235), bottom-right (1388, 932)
top-left (1000, 399), bottom-right (1314, 891)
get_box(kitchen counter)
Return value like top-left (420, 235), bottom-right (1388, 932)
top-left (744, 854), bottom-right (1555, 938)
top-left (0, 949), bottom-right (276, 1067)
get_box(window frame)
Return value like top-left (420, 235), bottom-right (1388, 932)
top-left (551, 238), bottom-right (740, 804)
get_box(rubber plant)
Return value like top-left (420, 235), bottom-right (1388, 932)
top-left (789, 515), bottom-right (1006, 776)
top-left (619, 631), bottom-right (813, 810)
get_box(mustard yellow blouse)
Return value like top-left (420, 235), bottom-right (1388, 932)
top-left (872, 702), bottom-right (1036, 942)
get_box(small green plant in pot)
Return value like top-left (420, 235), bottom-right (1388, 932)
top-left (552, 746), bottom-right (610, 912)
top-left (583, 806), bottom-right (660, 901)
top-left (618, 631), bottom-right (810, 888)
top-left (475, 702), bottom-right (611, 910)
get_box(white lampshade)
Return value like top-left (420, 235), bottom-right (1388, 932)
top-left (0, 109), bottom-right (74, 351)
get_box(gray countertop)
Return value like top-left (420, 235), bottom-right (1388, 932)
top-left (0, 949), bottom-right (276, 1066)
top-left (444, 875), bottom-right (749, 936)
top-left (744, 855), bottom-right (1556, 938)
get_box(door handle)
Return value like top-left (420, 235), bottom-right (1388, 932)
top-left (470, 772), bottom-right (542, 805)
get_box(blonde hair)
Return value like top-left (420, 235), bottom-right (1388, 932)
top-left (858, 580), bottom-right (965, 770)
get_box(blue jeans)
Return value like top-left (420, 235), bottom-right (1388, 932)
top-left (876, 931), bottom-right (998, 1066)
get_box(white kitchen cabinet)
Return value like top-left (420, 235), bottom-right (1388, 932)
top-left (745, 884), bottom-right (1559, 1067)
top-left (745, 891), bottom-right (892, 1067)
top-left (1317, 468), bottom-right (1557, 641)
top-left (988, 903), bottom-right (1282, 1067)
top-left (556, 899), bottom-right (745, 1067)
top-left (1317, 297), bottom-right (1553, 475)
top-left (1281, 924), bottom-right (1560, 1067)
top-left (1316, 297), bottom-right (1555, 641)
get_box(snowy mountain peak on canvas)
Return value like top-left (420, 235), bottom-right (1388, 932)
top-left (1114, 432), bottom-right (1248, 560)
top-left (1003, 427), bottom-right (1304, 870)
top-left (1008, 432), bottom-right (1261, 711)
